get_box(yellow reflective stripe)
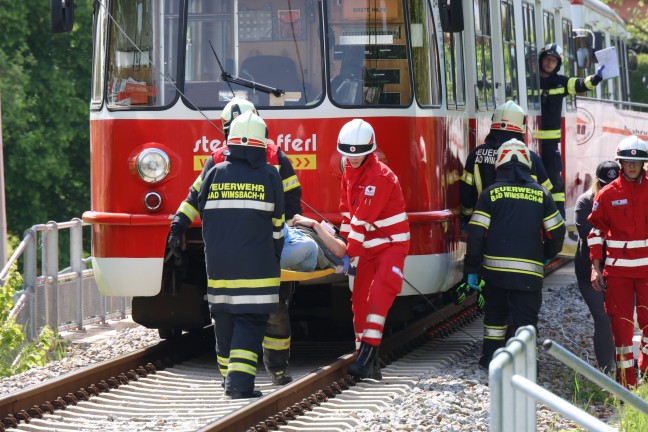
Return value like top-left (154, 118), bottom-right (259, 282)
top-left (263, 336), bottom-right (291, 350)
top-left (283, 175), bottom-right (300, 192)
top-left (532, 129), bottom-right (561, 139)
top-left (178, 202), bottom-right (199, 221)
top-left (461, 205), bottom-right (474, 217)
top-left (483, 254), bottom-right (544, 276)
top-left (541, 178), bottom-right (553, 191)
top-left (207, 293), bottom-right (279, 304)
top-left (567, 78), bottom-right (578, 94)
top-left (228, 362), bottom-right (258, 375)
top-left (205, 200), bottom-right (275, 211)
top-left (231, 349), bottom-right (259, 362)
top-left (484, 325), bottom-right (507, 340)
top-left (469, 211), bottom-right (490, 229)
top-left (543, 210), bottom-right (564, 231)
top-left (272, 216), bottom-right (285, 227)
top-left (461, 170), bottom-right (475, 186)
top-left (548, 87), bottom-right (565, 95)
top-left (208, 277), bottom-right (281, 288)
top-left (551, 192), bottom-right (565, 202)
top-left (192, 176), bottom-right (203, 192)
top-left (583, 76), bottom-right (595, 90)
top-left (475, 165), bottom-right (483, 195)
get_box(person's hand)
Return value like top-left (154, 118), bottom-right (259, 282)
top-left (591, 264), bottom-right (605, 292)
top-left (467, 273), bottom-right (482, 291)
top-left (596, 65), bottom-right (605, 79)
top-left (453, 282), bottom-right (471, 305)
top-left (293, 214), bottom-right (317, 229)
top-left (167, 228), bottom-right (184, 260)
top-left (337, 255), bottom-right (351, 274)
top-left (477, 292), bottom-right (485, 310)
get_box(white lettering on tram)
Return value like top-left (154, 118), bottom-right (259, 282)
top-left (192, 134), bottom-right (317, 153)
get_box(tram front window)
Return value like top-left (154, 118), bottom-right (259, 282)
top-left (185, 0), bottom-right (324, 109)
top-left (326, 0), bottom-right (411, 106)
top-left (106, 0), bottom-right (180, 108)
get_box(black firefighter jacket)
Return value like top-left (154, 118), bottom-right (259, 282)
top-left (460, 132), bottom-right (553, 221)
top-left (464, 163), bottom-right (566, 291)
top-left (198, 145), bottom-right (285, 314)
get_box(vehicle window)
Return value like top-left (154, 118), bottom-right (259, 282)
top-left (326, 0), bottom-right (411, 106)
top-left (106, 0), bottom-right (180, 108)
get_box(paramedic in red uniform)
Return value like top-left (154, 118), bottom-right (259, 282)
top-left (588, 135), bottom-right (648, 389)
top-left (337, 118), bottom-right (410, 380)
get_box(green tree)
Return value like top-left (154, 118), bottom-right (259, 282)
top-left (0, 1), bottom-right (93, 240)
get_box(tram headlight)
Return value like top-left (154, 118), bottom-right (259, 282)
top-left (137, 149), bottom-right (170, 183)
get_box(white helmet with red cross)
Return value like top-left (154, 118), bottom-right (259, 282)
top-left (337, 119), bottom-right (377, 157)
top-left (495, 139), bottom-right (532, 170)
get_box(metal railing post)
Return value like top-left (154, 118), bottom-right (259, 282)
top-left (22, 228), bottom-right (37, 340)
top-left (515, 326), bottom-right (537, 431)
top-left (43, 221), bottom-right (59, 331)
top-left (70, 218), bottom-right (84, 331)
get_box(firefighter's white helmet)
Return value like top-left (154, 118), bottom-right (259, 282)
top-left (495, 139), bottom-right (532, 170)
top-left (227, 111), bottom-right (267, 148)
top-left (491, 101), bottom-right (527, 134)
top-left (337, 119), bottom-right (377, 157)
top-left (615, 135), bottom-right (648, 161)
top-left (220, 97), bottom-right (257, 134)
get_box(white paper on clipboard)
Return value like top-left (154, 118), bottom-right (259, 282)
top-left (594, 47), bottom-right (619, 79)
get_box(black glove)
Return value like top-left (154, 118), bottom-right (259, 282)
top-left (167, 225), bottom-right (185, 260)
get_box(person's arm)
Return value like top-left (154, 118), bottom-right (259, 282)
top-left (574, 193), bottom-right (593, 241)
top-left (293, 214), bottom-right (347, 258)
top-left (567, 65), bottom-right (605, 95)
top-left (591, 258), bottom-right (604, 292)
top-left (460, 152), bottom-right (478, 222)
top-left (530, 151), bottom-right (553, 192)
top-left (542, 189), bottom-right (566, 259)
top-left (587, 190), bottom-right (609, 268)
top-left (277, 149), bottom-right (303, 222)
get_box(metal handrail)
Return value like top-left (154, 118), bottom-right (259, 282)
top-left (489, 325), bottom-right (616, 432)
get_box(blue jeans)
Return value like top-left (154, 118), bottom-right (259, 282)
top-left (280, 227), bottom-right (318, 272)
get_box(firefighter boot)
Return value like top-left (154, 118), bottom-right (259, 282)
top-left (479, 338), bottom-right (506, 369)
top-left (270, 370), bottom-right (293, 385)
top-left (348, 342), bottom-right (379, 379)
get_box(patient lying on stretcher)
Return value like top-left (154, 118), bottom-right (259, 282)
top-left (280, 214), bottom-right (349, 274)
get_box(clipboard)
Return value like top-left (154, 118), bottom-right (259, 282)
top-left (594, 47), bottom-right (619, 80)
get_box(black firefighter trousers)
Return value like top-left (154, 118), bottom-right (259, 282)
top-left (482, 282), bottom-right (543, 363)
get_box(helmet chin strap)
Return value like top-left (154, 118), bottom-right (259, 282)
top-left (622, 167), bottom-right (644, 181)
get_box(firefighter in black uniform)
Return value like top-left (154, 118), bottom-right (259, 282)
top-left (535, 43), bottom-right (605, 218)
top-left (169, 97), bottom-right (300, 386)
top-left (198, 111), bottom-right (284, 398)
top-left (461, 100), bottom-right (552, 232)
top-left (464, 139), bottom-right (565, 368)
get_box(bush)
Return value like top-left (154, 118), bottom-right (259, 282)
top-left (0, 264), bottom-right (63, 377)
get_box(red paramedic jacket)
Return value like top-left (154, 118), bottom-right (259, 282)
top-left (339, 153), bottom-right (410, 258)
top-left (588, 173), bottom-right (648, 278)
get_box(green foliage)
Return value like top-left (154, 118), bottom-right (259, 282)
top-left (629, 53), bottom-right (648, 105)
top-left (0, 264), bottom-right (65, 377)
top-left (618, 384), bottom-right (648, 431)
top-left (0, 1), bottom-right (93, 239)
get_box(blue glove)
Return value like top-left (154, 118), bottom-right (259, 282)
top-left (337, 255), bottom-right (350, 274)
top-left (467, 274), bottom-right (481, 291)
top-left (596, 65), bottom-right (605, 79)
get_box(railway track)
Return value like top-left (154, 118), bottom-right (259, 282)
top-left (1, 260), bottom-right (569, 432)
top-left (0, 296), bottom-right (482, 432)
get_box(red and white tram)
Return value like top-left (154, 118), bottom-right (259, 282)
top-left (59, 0), bottom-right (632, 334)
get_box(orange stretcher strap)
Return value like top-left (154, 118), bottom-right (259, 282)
top-left (280, 268), bottom-right (337, 282)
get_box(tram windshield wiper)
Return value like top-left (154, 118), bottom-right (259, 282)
top-left (219, 71), bottom-right (285, 97)
top-left (208, 40), bottom-right (285, 98)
